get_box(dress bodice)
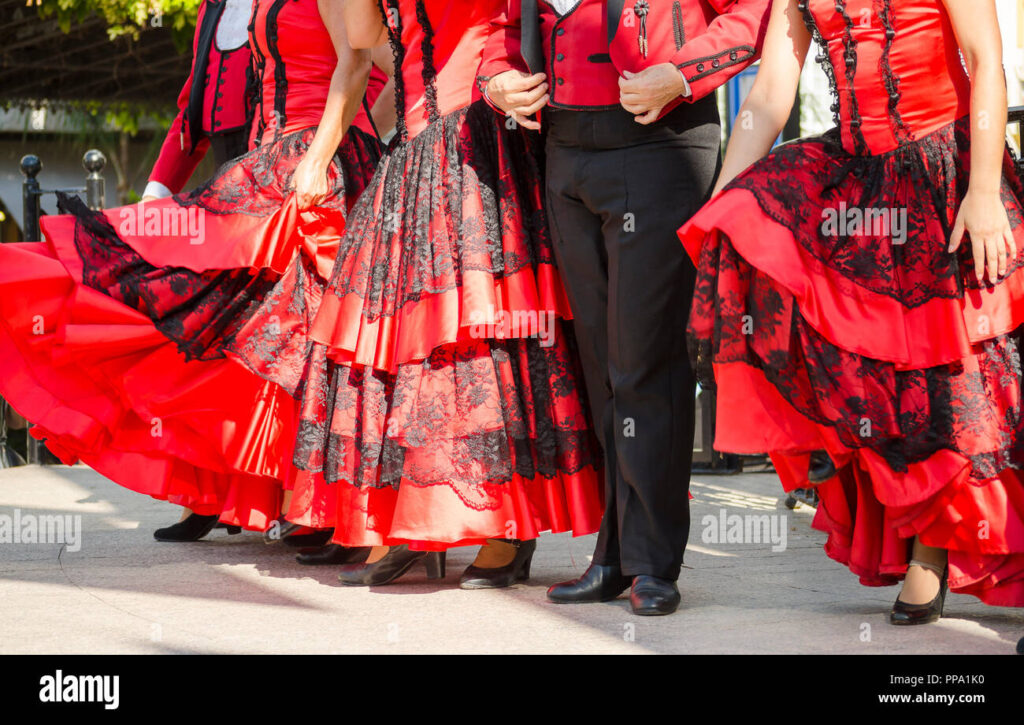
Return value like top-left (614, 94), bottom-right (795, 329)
top-left (803, 0), bottom-right (971, 155)
top-left (380, 0), bottom-right (500, 140)
top-left (250, 0), bottom-right (383, 146)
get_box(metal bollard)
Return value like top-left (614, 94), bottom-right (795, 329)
top-left (20, 154), bottom-right (42, 242)
top-left (13, 150), bottom-right (106, 464)
top-left (83, 149), bottom-right (106, 211)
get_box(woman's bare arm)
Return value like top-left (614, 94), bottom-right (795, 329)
top-left (712, 0), bottom-right (810, 195)
top-left (943, 0), bottom-right (1016, 281)
top-left (291, 0), bottom-right (372, 209)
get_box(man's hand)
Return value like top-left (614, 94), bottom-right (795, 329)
top-left (619, 63), bottom-right (689, 124)
top-left (485, 70), bottom-right (549, 131)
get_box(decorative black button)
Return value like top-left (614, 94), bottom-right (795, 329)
top-left (730, 51), bottom-right (738, 61)
top-left (557, 77), bottom-right (564, 85)
top-left (216, 106), bottom-right (223, 111)
top-left (696, 63), bottom-right (705, 72)
top-left (557, 53), bottom-right (564, 61)
top-left (557, 28), bottom-right (565, 36)
top-left (712, 59), bottom-right (720, 68)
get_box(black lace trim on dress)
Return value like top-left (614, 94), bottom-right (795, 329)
top-left (835, 1), bottom-right (868, 155)
top-left (249, 0), bottom-right (269, 145)
top-left (264, 0), bottom-right (292, 144)
top-left (379, 0), bottom-right (408, 142)
top-left (55, 192), bottom-right (278, 364)
top-left (414, 0), bottom-right (441, 124)
top-left (723, 117), bottom-right (1024, 307)
top-left (798, 1), bottom-right (841, 127)
top-left (876, 0), bottom-right (913, 146)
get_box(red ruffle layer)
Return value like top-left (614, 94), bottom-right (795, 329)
top-left (0, 240), bottom-right (291, 529)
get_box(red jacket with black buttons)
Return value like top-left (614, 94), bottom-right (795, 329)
top-left (149, 0), bottom-right (252, 194)
top-left (479, 0), bottom-right (770, 114)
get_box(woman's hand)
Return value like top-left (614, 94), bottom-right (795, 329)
top-left (950, 189), bottom-right (1017, 283)
top-left (290, 155), bottom-right (331, 211)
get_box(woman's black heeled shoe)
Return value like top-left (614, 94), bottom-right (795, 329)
top-left (283, 528), bottom-right (334, 548)
top-left (154, 513), bottom-right (240, 542)
top-left (807, 450), bottom-right (837, 484)
top-left (890, 560), bottom-right (948, 625)
top-left (337, 545), bottom-right (446, 586)
top-left (296, 544), bottom-right (371, 566)
top-left (459, 539), bottom-right (537, 590)
top-left (263, 516), bottom-right (303, 544)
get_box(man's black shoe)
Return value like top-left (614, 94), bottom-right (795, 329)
top-left (629, 575), bottom-right (681, 616)
top-left (547, 563), bottom-right (632, 603)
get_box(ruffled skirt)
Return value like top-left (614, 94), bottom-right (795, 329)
top-left (0, 126), bottom-right (382, 529)
top-left (679, 117), bottom-right (1024, 606)
top-left (242, 101), bottom-right (606, 548)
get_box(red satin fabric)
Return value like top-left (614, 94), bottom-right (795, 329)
top-left (0, 240), bottom-right (290, 528)
top-left (679, 0), bottom-right (1024, 606)
top-left (249, 0), bottom-right (385, 145)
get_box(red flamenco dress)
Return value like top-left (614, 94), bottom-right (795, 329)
top-left (247, 0), bottom-right (606, 549)
top-left (0, 0), bottom-right (385, 530)
top-left (679, 0), bottom-right (1024, 606)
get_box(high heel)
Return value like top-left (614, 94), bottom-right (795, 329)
top-left (296, 544), bottom-right (371, 566)
top-left (807, 450), bottom-right (837, 484)
top-left (459, 539), bottom-right (536, 590)
top-left (890, 559), bottom-right (948, 625)
top-left (282, 527), bottom-right (333, 548)
top-left (154, 513), bottom-right (223, 542)
top-left (263, 516), bottom-right (303, 544)
top-left (337, 545), bottom-right (447, 586)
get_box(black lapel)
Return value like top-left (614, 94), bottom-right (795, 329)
top-left (186, 0), bottom-right (227, 154)
top-left (607, 0), bottom-right (625, 45)
top-left (521, 0), bottom-right (544, 74)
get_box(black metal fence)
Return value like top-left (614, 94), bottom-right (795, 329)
top-left (0, 149), bottom-right (106, 468)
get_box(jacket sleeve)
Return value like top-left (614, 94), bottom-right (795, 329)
top-left (671, 0), bottom-right (772, 103)
top-left (477, 1), bottom-right (530, 112)
top-left (147, 3), bottom-right (211, 194)
top-left (147, 82), bottom-right (210, 194)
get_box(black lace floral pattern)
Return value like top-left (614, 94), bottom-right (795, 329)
top-left (323, 100), bottom-right (555, 323)
top-left (688, 229), bottom-right (1024, 481)
top-left (289, 333), bottom-right (601, 500)
top-left (59, 192), bottom-right (279, 363)
top-left (725, 117), bottom-right (1024, 309)
top-left (176, 125), bottom-right (382, 218)
top-left (56, 125), bottom-right (383, 364)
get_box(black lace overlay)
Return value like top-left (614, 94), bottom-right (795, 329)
top-left (289, 331), bottom-right (602, 497)
top-left (323, 100), bottom-right (556, 324)
top-left (174, 125), bottom-right (383, 218)
top-left (688, 228), bottom-right (1024, 481)
top-left (725, 117), bottom-right (1024, 309)
top-left (58, 192), bottom-right (278, 363)
top-left (54, 125), bottom-right (382, 365)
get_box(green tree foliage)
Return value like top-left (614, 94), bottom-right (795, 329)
top-left (33, 0), bottom-right (202, 50)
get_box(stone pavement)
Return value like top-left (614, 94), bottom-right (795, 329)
top-left (0, 464), bottom-right (1021, 654)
